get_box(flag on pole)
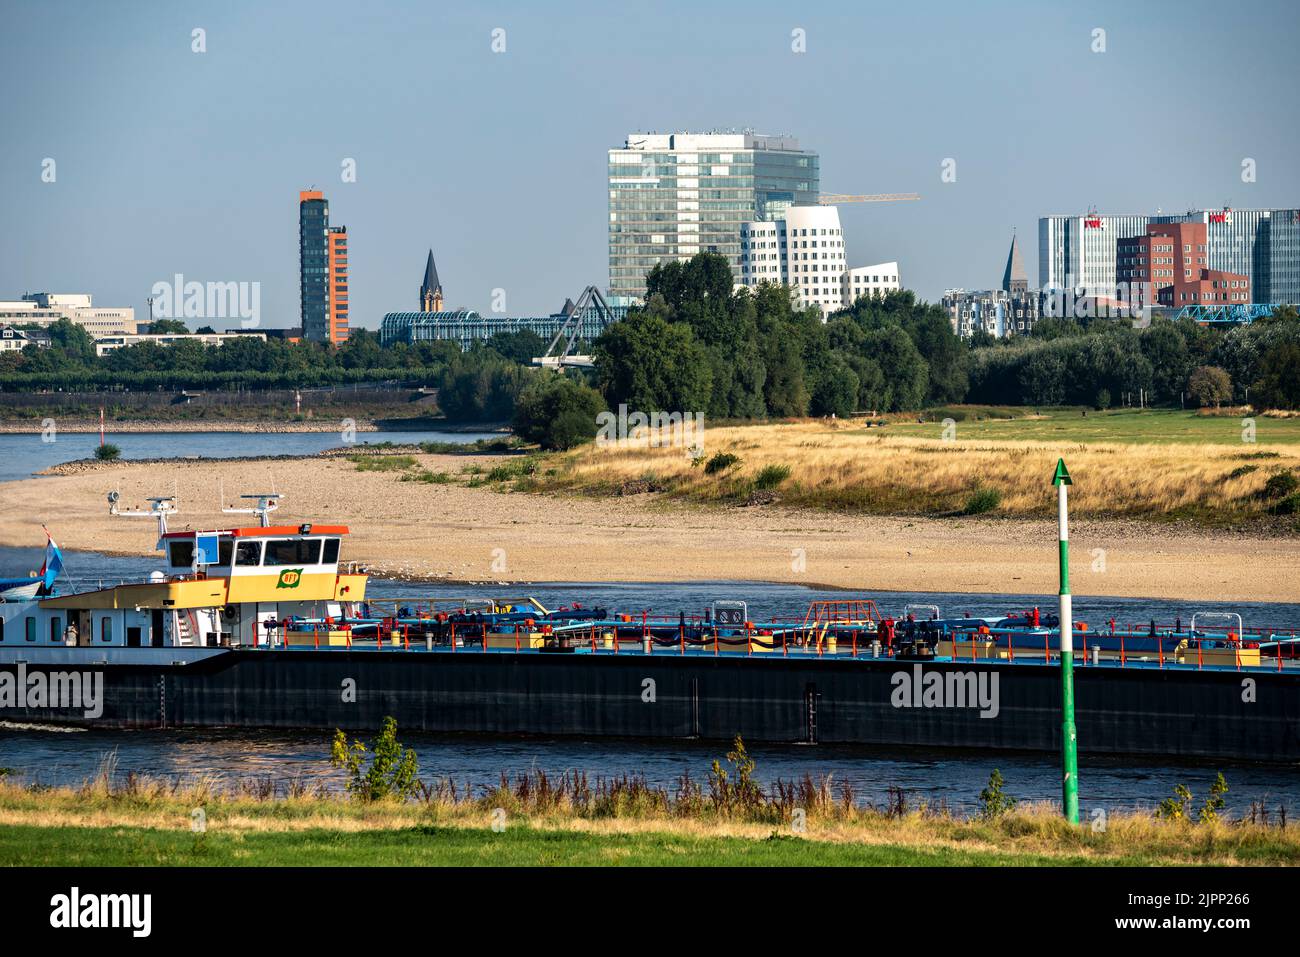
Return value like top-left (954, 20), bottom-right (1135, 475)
top-left (39, 526), bottom-right (65, 588)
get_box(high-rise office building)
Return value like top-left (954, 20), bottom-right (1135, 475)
top-left (327, 225), bottom-right (349, 342)
top-left (1037, 213), bottom-right (1152, 293)
top-left (608, 132), bottom-right (819, 301)
top-left (1269, 209), bottom-right (1300, 305)
top-left (1040, 207), bottom-right (1300, 304)
top-left (298, 189), bottom-right (349, 343)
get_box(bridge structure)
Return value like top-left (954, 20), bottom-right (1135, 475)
top-left (1170, 303), bottom-right (1282, 325)
top-left (379, 286), bottom-right (629, 353)
top-left (531, 286), bottom-right (619, 370)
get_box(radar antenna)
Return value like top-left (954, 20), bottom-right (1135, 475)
top-left (108, 491), bottom-right (178, 538)
top-left (218, 475), bottom-right (283, 528)
top-left (220, 488), bottom-right (283, 527)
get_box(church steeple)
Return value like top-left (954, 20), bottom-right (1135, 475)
top-left (1002, 231), bottom-right (1028, 296)
top-left (420, 250), bottom-right (443, 312)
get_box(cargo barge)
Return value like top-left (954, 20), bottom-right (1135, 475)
top-left (1, 494), bottom-right (1297, 762)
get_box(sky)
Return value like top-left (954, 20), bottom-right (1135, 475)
top-left (2, 0), bottom-right (1298, 332)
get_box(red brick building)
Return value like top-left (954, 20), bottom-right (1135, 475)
top-left (1118, 222), bottom-right (1250, 308)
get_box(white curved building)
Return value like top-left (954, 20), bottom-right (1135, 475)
top-left (739, 205), bottom-right (900, 318)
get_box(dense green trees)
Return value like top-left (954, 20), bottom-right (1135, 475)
top-left (1252, 341), bottom-right (1300, 410)
top-left (967, 309), bottom-right (1300, 410)
top-left (5, 259), bottom-right (1300, 426)
top-left (512, 373), bottom-right (607, 450)
top-left (592, 308), bottom-right (713, 415)
top-left (592, 256), bottom-right (958, 419)
top-left (436, 354), bottom-right (531, 422)
top-left (484, 330), bottom-right (547, 365)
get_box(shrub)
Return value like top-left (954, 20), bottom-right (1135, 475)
top-left (1187, 365), bottom-right (1233, 408)
top-left (703, 451), bottom-right (740, 474)
top-left (753, 463), bottom-right (792, 490)
top-left (707, 736), bottom-right (764, 813)
top-left (402, 469), bottom-right (453, 484)
top-left (486, 457), bottom-right (539, 482)
top-left (512, 374), bottom-right (606, 451)
top-left (963, 486), bottom-right (1001, 515)
top-left (329, 716), bottom-right (419, 802)
top-left (1261, 470), bottom-right (1298, 500)
top-left (1199, 772), bottom-right (1229, 823)
top-left (94, 443), bottom-right (121, 461)
top-left (1271, 493), bottom-right (1300, 516)
top-left (977, 769), bottom-right (1015, 819)
top-left (1156, 783), bottom-right (1192, 821)
top-left (349, 454), bottom-right (416, 472)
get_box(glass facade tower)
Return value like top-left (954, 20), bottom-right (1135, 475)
top-left (608, 132), bottom-right (819, 301)
top-left (299, 190), bottom-right (330, 342)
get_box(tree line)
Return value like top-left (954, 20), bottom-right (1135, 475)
top-left (4, 255), bottom-right (1299, 448)
top-left (588, 254), bottom-right (1300, 417)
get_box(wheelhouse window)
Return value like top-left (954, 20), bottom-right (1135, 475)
top-left (263, 538), bottom-right (322, 566)
top-left (101, 617), bottom-right (113, 643)
top-left (235, 541), bottom-right (263, 566)
top-left (25, 617), bottom-right (36, 642)
top-left (50, 616), bottom-right (62, 643)
top-left (322, 538), bottom-right (340, 564)
top-left (168, 541), bottom-right (194, 568)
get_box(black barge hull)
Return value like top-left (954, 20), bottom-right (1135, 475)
top-left (4, 651), bottom-right (1298, 762)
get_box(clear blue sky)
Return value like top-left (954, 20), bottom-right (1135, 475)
top-left (2, 0), bottom-right (1297, 331)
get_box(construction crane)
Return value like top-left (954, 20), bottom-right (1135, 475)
top-left (818, 192), bottom-right (920, 205)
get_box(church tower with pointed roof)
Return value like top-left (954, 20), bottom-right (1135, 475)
top-left (420, 250), bottom-right (444, 312)
top-left (1002, 232), bottom-right (1028, 296)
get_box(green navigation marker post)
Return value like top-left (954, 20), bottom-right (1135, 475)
top-left (1053, 457), bottom-right (1079, 824)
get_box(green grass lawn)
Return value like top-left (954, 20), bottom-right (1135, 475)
top-left (886, 407), bottom-right (1300, 446)
top-left (0, 823), bottom-right (1140, 867)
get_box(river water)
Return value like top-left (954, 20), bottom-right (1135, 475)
top-left (0, 429), bottom-right (501, 484)
top-left (0, 434), bottom-right (1296, 815)
top-left (1, 550), bottom-right (1297, 814)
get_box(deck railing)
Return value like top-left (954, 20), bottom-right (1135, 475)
top-left (241, 616), bottom-right (1294, 672)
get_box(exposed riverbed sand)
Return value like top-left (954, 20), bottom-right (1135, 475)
top-left (0, 455), bottom-right (1295, 603)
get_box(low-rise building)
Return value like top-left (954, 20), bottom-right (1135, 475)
top-left (94, 331), bottom-right (267, 357)
top-left (943, 288), bottom-right (1042, 338)
top-left (0, 293), bottom-right (136, 335)
top-left (0, 326), bottom-right (52, 351)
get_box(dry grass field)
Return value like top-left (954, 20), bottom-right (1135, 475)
top-left (526, 414), bottom-right (1300, 526)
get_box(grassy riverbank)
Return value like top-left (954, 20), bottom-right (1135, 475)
top-left (512, 410), bottom-right (1300, 528)
top-left (0, 766), bottom-right (1296, 867)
